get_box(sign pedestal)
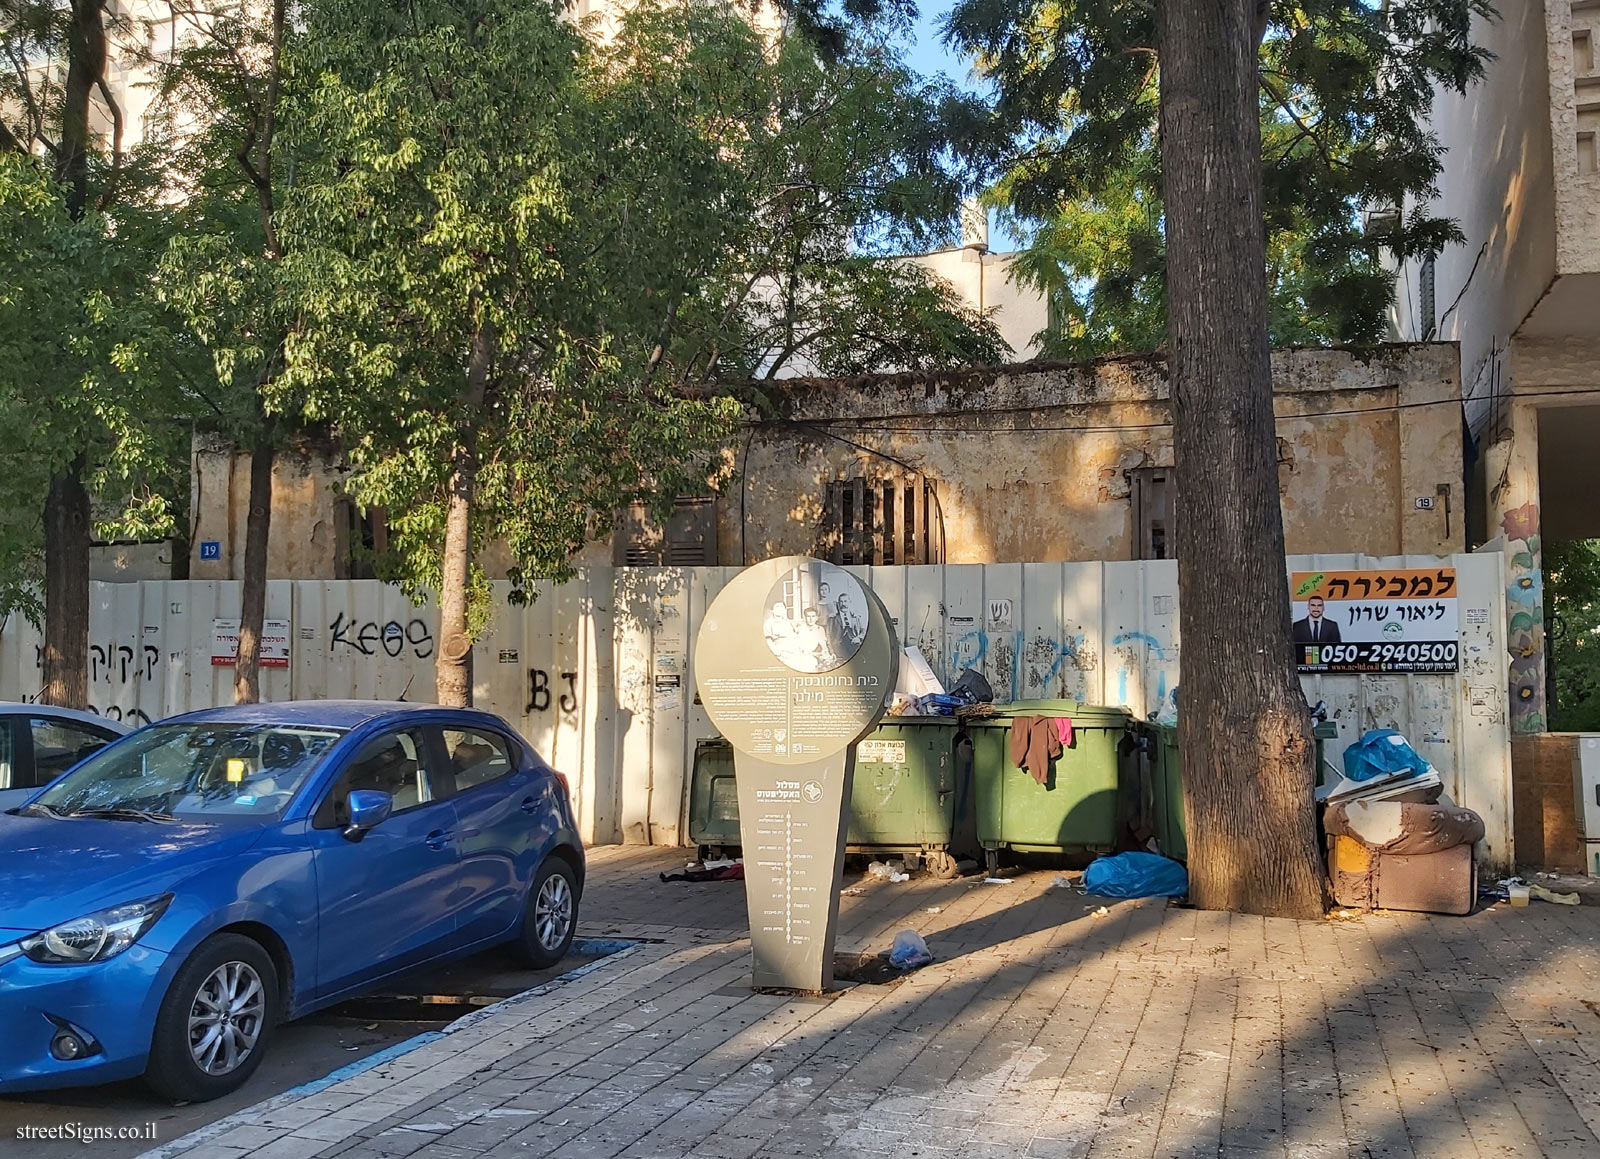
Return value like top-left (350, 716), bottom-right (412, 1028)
top-left (734, 752), bottom-right (854, 990)
top-left (694, 556), bottom-right (899, 992)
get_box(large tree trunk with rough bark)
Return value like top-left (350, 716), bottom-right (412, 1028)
top-left (41, 1), bottom-right (109, 709)
top-left (1158, 0), bottom-right (1324, 919)
top-left (42, 463), bottom-right (90, 708)
top-left (436, 328), bottom-right (493, 707)
top-left (234, 427), bottom-right (274, 704)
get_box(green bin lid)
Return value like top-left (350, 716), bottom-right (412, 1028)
top-left (977, 699), bottom-right (1132, 728)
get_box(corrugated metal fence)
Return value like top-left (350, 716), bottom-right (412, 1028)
top-left (0, 553), bottom-right (1513, 865)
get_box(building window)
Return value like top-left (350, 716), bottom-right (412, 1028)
top-left (820, 477), bottom-right (944, 566)
top-left (1129, 467), bottom-right (1174, 561)
top-left (614, 496), bottom-right (718, 567)
top-left (335, 497), bottom-right (387, 579)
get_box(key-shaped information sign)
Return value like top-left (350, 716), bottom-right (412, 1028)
top-left (694, 556), bottom-right (899, 990)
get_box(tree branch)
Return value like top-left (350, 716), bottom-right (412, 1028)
top-left (94, 74), bottom-right (124, 208)
top-left (1258, 72), bottom-right (1340, 171)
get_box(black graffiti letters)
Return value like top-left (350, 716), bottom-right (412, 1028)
top-left (527, 668), bottom-right (579, 714)
top-left (330, 613), bottom-right (435, 659)
top-left (527, 668), bottom-right (550, 712)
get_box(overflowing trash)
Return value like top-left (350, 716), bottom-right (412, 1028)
top-left (1082, 851), bottom-right (1188, 899)
top-left (867, 860), bottom-right (911, 883)
top-left (887, 930), bottom-right (933, 970)
top-left (888, 643), bottom-right (997, 716)
top-left (1318, 730), bottom-right (1442, 806)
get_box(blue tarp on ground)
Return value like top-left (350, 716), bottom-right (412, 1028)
top-left (1082, 851), bottom-right (1189, 899)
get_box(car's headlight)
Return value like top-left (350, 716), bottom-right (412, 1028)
top-left (19, 894), bottom-right (173, 965)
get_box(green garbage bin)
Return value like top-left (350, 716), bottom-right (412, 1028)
top-left (686, 718), bottom-right (976, 877)
top-left (687, 737), bottom-right (741, 855)
top-left (967, 700), bottom-right (1132, 871)
top-left (1144, 722), bottom-right (1184, 862)
top-left (1138, 718), bottom-right (1340, 863)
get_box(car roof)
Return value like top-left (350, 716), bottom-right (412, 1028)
top-left (0, 703), bottom-right (132, 732)
top-left (161, 700), bottom-right (512, 731)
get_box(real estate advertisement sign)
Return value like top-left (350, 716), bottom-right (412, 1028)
top-left (1291, 567), bottom-right (1459, 674)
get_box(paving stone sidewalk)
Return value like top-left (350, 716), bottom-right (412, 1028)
top-left (146, 847), bottom-right (1600, 1159)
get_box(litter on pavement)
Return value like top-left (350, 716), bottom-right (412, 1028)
top-left (888, 930), bottom-right (933, 970)
top-left (1082, 851), bottom-right (1188, 898)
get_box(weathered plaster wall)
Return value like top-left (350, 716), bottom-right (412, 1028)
top-left (189, 432), bottom-right (345, 581)
top-left (723, 344), bottom-right (1464, 566)
top-left (189, 345), bottom-right (1463, 579)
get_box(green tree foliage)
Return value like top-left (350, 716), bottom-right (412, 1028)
top-left (946, 0), bottom-right (1496, 356)
top-left (0, 122), bottom-right (183, 631)
top-left (1546, 539), bottom-right (1600, 733)
top-left (274, 0), bottom-right (1006, 701)
top-left (656, 6), bottom-right (1008, 378)
top-left (275, 0), bottom-right (757, 700)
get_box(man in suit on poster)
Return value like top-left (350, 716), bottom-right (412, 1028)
top-left (1293, 595), bottom-right (1342, 644)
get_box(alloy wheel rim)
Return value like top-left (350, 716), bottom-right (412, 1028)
top-left (187, 960), bottom-right (265, 1076)
top-left (534, 873), bottom-right (573, 951)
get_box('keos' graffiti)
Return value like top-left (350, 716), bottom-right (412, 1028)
top-left (329, 613), bottom-right (435, 660)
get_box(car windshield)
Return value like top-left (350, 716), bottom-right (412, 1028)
top-left (29, 722), bottom-right (346, 820)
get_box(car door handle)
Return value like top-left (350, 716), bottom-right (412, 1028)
top-left (520, 796), bottom-right (538, 814)
top-left (425, 829), bottom-right (453, 850)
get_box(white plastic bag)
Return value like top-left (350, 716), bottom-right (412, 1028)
top-left (888, 930), bottom-right (933, 970)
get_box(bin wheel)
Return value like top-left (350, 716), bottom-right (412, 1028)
top-left (984, 849), bottom-right (1000, 877)
top-left (926, 851), bottom-right (960, 880)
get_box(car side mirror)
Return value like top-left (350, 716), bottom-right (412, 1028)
top-left (343, 789), bottom-right (393, 840)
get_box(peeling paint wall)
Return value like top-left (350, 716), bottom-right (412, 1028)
top-left (187, 345), bottom-right (1463, 579)
top-left (189, 431), bottom-right (351, 582)
top-left (726, 344), bottom-right (1464, 566)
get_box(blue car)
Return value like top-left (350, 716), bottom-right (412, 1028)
top-left (0, 701), bottom-right (583, 1103)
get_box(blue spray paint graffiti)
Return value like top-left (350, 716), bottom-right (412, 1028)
top-left (1021, 634), bottom-right (1094, 699)
top-left (1111, 630), bottom-right (1173, 714)
top-left (1111, 630), bottom-right (1168, 660)
top-left (948, 629), bottom-right (988, 684)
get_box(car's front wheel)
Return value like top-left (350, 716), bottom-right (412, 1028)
top-left (511, 857), bottom-right (578, 969)
top-left (145, 932), bottom-right (278, 1103)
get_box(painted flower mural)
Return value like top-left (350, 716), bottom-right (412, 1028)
top-left (1501, 502), bottom-right (1545, 732)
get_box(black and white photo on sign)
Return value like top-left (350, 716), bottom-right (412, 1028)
top-left (763, 562), bottom-right (869, 673)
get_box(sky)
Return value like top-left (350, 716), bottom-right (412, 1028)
top-left (901, 5), bottom-right (1024, 252)
top-left (905, 6), bottom-right (970, 84)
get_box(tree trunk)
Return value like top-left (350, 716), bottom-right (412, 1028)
top-left (234, 426), bottom-right (275, 704)
top-left (436, 328), bottom-right (493, 707)
top-left (58, 0), bottom-right (109, 220)
top-left (39, 1), bottom-right (108, 710)
top-left (42, 462), bottom-right (91, 709)
top-left (1158, 0), bottom-right (1324, 918)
